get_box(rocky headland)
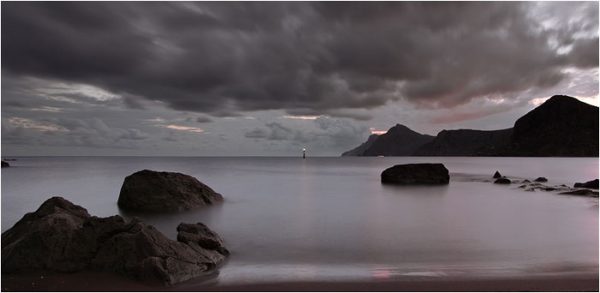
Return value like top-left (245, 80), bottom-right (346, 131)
top-left (343, 95), bottom-right (599, 157)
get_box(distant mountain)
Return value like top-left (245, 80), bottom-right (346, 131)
top-left (414, 128), bottom-right (512, 156)
top-left (342, 134), bottom-right (379, 156)
top-left (342, 95), bottom-right (599, 157)
top-left (506, 95), bottom-right (599, 157)
top-left (341, 124), bottom-right (434, 156)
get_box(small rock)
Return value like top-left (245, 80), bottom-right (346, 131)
top-left (534, 177), bottom-right (548, 182)
top-left (1, 161), bottom-right (10, 168)
top-left (494, 178), bottom-right (511, 184)
top-left (574, 179), bottom-right (599, 189)
top-left (493, 171), bottom-right (502, 179)
top-left (522, 179), bottom-right (531, 183)
top-left (381, 163), bottom-right (449, 185)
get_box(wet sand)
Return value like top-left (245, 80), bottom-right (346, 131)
top-left (3, 271), bottom-right (598, 292)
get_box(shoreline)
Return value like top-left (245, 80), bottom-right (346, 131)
top-left (3, 271), bottom-right (598, 292)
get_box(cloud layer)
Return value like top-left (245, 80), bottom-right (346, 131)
top-left (3, 2), bottom-right (597, 118)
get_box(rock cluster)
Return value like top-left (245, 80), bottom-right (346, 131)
top-left (381, 163), bottom-right (449, 185)
top-left (118, 170), bottom-right (223, 212)
top-left (490, 172), bottom-right (598, 197)
top-left (1, 197), bottom-right (229, 286)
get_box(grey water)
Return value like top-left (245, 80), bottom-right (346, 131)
top-left (1, 157), bottom-right (598, 285)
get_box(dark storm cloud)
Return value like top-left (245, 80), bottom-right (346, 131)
top-left (2, 2), bottom-right (598, 117)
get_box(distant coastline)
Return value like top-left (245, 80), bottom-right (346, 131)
top-left (343, 95), bottom-right (599, 157)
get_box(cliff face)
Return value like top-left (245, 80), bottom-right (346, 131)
top-left (342, 95), bottom-right (599, 157)
top-left (362, 124), bottom-right (435, 156)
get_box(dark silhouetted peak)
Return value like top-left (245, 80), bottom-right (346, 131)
top-left (526, 95), bottom-right (595, 118)
top-left (343, 124), bottom-right (434, 156)
top-left (387, 124), bottom-right (416, 135)
top-left (509, 95), bottom-right (598, 156)
top-left (544, 95), bottom-right (583, 105)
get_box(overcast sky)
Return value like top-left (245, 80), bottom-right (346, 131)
top-left (2, 2), bottom-right (598, 156)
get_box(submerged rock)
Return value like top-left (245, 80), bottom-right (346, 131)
top-left (1, 161), bottom-right (9, 168)
top-left (534, 177), bottom-right (548, 182)
top-left (560, 189), bottom-right (599, 197)
top-left (574, 179), bottom-right (599, 189)
top-left (118, 170), bottom-right (223, 212)
top-left (493, 171), bottom-right (502, 179)
top-left (494, 178), bottom-right (511, 184)
top-left (381, 163), bottom-right (449, 185)
top-left (1, 197), bottom-right (228, 286)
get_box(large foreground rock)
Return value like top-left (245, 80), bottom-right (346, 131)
top-left (1, 197), bottom-right (229, 286)
top-left (118, 170), bottom-right (223, 212)
top-left (381, 163), bottom-right (449, 185)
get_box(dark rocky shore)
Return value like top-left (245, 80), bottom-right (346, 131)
top-left (380, 163), bottom-right (598, 198)
top-left (493, 173), bottom-right (599, 197)
top-left (1, 197), bottom-right (229, 286)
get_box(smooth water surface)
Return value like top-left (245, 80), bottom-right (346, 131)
top-left (1, 157), bottom-right (598, 285)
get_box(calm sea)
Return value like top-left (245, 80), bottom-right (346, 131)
top-left (1, 156), bottom-right (598, 286)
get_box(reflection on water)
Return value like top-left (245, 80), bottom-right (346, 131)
top-left (1, 156), bottom-right (598, 285)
